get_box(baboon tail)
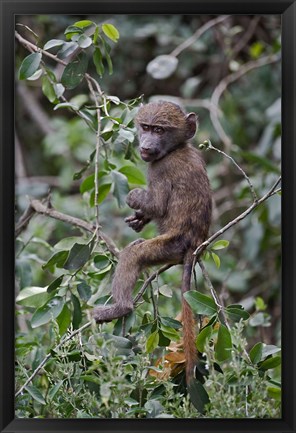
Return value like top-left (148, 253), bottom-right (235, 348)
top-left (181, 252), bottom-right (197, 385)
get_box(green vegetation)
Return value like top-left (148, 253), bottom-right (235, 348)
top-left (15, 15), bottom-right (281, 418)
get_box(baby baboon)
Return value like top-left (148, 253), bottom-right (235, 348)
top-left (93, 101), bottom-right (212, 384)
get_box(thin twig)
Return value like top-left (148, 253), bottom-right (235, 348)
top-left (193, 176), bottom-right (281, 256)
top-left (170, 15), bottom-right (230, 57)
top-left (203, 140), bottom-right (258, 202)
top-left (197, 258), bottom-right (230, 330)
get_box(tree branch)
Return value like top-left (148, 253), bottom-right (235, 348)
top-left (193, 176), bottom-right (281, 256)
top-left (15, 30), bottom-right (67, 66)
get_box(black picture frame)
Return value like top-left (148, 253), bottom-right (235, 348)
top-left (1, 1), bottom-right (295, 432)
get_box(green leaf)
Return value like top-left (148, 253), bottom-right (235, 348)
top-left (102, 23), bottom-right (120, 42)
top-left (56, 304), bottom-right (71, 336)
top-left (261, 344), bottom-right (281, 359)
top-left (42, 250), bottom-right (69, 270)
top-left (42, 75), bottom-right (58, 103)
top-left (53, 102), bottom-right (79, 111)
top-left (188, 380), bottom-right (210, 414)
top-left (101, 38), bottom-right (113, 74)
top-left (225, 305), bottom-right (250, 322)
top-left (146, 331), bottom-right (159, 353)
top-left (63, 243), bottom-right (91, 270)
top-left (16, 286), bottom-right (49, 308)
top-left (93, 254), bottom-right (110, 270)
top-left (211, 240), bottom-right (229, 250)
top-left (196, 325), bottom-right (212, 353)
top-left (48, 381), bottom-right (64, 401)
top-left (18, 52), bottom-right (42, 80)
top-left (57, 41), bottom-right (78, 59)
top-left (74, 20), bottom-right (95, 29)
top-left (211, 252), bottom-right (220, 268)
top-left (43, 39), bottom-right (64, 50)
top-left (80, 174), bottom-right (95, 193)
top-left (77, 281), bottom-right (92, 301)
top-left (249, 41), bottom-right (264, 59)
top-left (249, 342), bottom-right (263, 364)
top-left (93, 48), bottom-right (105, 77)
top-left (25, 385), bottom-right (46, 405)
top-left (89, 183), bottom-right (112, 206)
top-left (215, 324), bottom-right (232, 362)
top-left (31, 297), bottom-right (64, 328)
top-left (183, 291), bottom-right (217, 316)
top-left (71, 294), bottom-right (82, 329)
top-left (61, 52), bottom-right (89, 89)
top-left (54, 237), bottom-right (88, 250)
top-left (27, 69), bottom-right (43, 81)
top-left (259, 356), bottom-right (281, 371)
top-left (77, 34), bottom-right (92, 48)
top-left (159, 324), bottom-right (180, 341)
top-left (118, 165), bottom-right (146, 185)
top-left (255, 296), bottom-right (267, 311)
top-left (158, 284), bottom-right (173, 298)
top-left (159, 317), bottom-right (182, 329)
top-left (64, 25), bottom-right (84, 39)
top-left (111, 170), bottom-right (129, 208)
top-left (47, 275), bottom-right (64, 293)
top-left (267, 386), bottom-right (281, 400)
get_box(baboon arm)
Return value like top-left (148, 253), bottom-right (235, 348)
top-left (126, 181), bottom-right (171, 219)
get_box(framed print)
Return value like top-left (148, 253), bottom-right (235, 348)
top-left (0, 0), bottom-right (295, 432)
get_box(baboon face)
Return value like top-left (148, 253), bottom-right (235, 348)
top-left (135, 101), bottom-right (197, 162)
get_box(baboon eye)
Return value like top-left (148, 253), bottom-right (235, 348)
top-left (153, 126), bottom-right (164, 134)
top-left (142, 124), bottom-right (150, 131)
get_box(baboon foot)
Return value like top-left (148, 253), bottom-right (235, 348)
top-left (92, 304), bottom-right (133, 324)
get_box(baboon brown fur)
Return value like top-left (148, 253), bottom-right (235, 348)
top-left (93, 100), bottom-right (212, 384)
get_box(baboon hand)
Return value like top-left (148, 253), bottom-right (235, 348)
top-left (126, 188), bottom-right (145, 209)
top-left (125, 210), bottom-right (149, 232)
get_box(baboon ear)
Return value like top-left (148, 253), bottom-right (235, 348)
top-left (185, 112), bottom-right (198, 139)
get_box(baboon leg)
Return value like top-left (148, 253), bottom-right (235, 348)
top-left (92, 235), bottom-right (183, 323)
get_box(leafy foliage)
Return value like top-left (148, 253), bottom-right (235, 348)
top-left (15, 15), bottom-right (281, 419)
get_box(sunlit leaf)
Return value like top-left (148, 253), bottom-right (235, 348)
top-left (102, 23), bottom-right (120, 42)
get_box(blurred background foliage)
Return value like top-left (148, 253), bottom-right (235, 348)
top-left (15, 14), bottom-right (281, 418)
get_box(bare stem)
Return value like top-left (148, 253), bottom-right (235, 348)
top-left (194, 176), bottom-right (281, 256)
